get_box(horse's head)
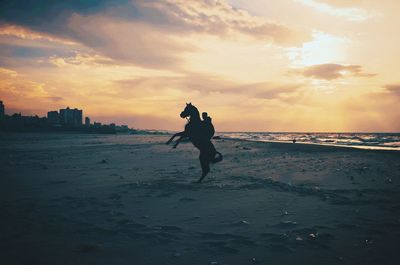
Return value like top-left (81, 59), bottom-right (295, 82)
top-left (180, 102), bottom-right (197, 119)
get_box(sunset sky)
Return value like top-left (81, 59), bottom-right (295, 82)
top-left (0, 0), bottom-right (399, 132)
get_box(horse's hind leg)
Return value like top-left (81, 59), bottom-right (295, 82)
top-left (198, 152), bottom-right (210, 183)
top-left (211, 151), bottom-right (223, 164)
top-left (208, 141), bottom-right (223, 164)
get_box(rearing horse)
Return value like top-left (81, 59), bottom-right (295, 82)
top-left (166, 103), bottom-right (222, 182)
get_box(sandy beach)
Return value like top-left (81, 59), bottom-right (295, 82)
top-left (1, 133), bottom-right (400, 265)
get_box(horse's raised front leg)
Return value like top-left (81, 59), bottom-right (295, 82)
top-left (173, 136), bottom-right (188, 148)
top-left (166, 135), bottom-right (175, 145)
top-left (166, 131), bottom-right (186, 145)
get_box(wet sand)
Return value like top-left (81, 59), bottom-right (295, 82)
top-left (1, 133), bottom-right (400, 265)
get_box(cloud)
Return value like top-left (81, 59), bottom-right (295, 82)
top-left (136, 0), bottom-right (309, 45)
top-left (234, 83), bottom-right (302, 100)
top-left (294, 63), bottom-right (375, 80)
top-left (0, 24), bottom-right (90, 68)
top-left (383, 84), bottom-right (400, 96)
top-left (0, 1), bottom-right (130, 31)
top-left (62, 0), bottom-right (310, 68)
top-left (0, 67), bottom-right (64, 111)
top-left (0, 67), bottom-right (17, 77)
top-left (46, 96), bottom-right (63, 102)
top-left (0, 0), bottom-right (310, 69)
top-left (0, 0), bottom-right (309, 45)
top-left (0, 24), bottom-right (77, 45)
top-left (0, 43), bottom-right (79, 69)
top-left (295, 0), bottom-right (372, 21)
top-left (66, 14), bottom-right (196, 69)
top-left (49, 52), bottom-right (115, 67)
top-left (112, 74), bottom-right (303, 104)
top-left (111, 75), bottom-right (234, 100)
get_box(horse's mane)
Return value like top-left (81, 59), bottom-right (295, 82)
top-left (189, 104), bottom-right (200, 122)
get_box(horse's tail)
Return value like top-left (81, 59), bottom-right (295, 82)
top-left (211, 151), bottom-right (223, 164)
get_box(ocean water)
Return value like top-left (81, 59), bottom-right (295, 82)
top-left (218, 132), bottom-right (400, 150)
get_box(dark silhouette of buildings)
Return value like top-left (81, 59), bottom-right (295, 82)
top-left (0, 100), bottom-right (4, 120)
top-left (0, 101), bottom-right (135, 134)
top-left (3, 113), bottom-right (47, 131)
top-left (47, 111), bottom-right (60, 125)
top-left (59, 107), bottom-right (82, 127)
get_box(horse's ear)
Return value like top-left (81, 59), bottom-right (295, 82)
top-left (189, 102), bottom-right (192, 105)
top-left (186, 102), bottom-right (188, 106)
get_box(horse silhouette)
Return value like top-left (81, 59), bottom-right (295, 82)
top-left (166, 103), bottom-right (222, 182)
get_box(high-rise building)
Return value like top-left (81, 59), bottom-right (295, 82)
top-left (0, 100), bottom-right (4, 120)
top-left (85, 117), bottom-right (90, 127)
top-left (75, 108), bottom-right (82, 126)
top-left (59, 107), bottom-right (71, 125)
top-left (47, 111), bottom-right (60, 124)
top-left (59, 107), bottom-right (83, 127)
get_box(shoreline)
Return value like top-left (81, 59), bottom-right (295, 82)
top-left (218, 136), bottom-right (400, 152)
top-left (1, 130), bottom-right (399, 151)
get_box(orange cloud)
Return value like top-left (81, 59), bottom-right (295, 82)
top-left (0, 67), bottom-right (64, 115)
top-left (295, 64), bottom-right (375, 80)
top-left (113, 74), bottom-right (303, 102)
top-left (0, 67), bottom-right (17, 78)
top-left (49, 52), bottom-right (115, 67)
top-left (67, 14), bottom-right (197, 69)
top-left (63, 0), bottom-right (310, 69)
top-left (383, 84), bottom-right (400, 96)
top-left (141, 0), bottom-right (309, 45)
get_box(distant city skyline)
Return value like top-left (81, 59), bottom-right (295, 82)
top-left (0, 100), bottom-right (123, 129)
top-left (0, 100), bottom-right (128, 128)
top-left (0, 1), bottom-right (399, 132)
top-left (0, 100), bottom-right (132, 134)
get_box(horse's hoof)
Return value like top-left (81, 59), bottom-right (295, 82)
top-left (211, 153), bottom-right (223, 164)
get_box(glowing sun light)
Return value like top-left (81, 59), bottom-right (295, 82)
top-left (286, 31), bottom-right (350, 67)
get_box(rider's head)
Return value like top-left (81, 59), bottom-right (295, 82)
top-left (202, 112), bottom-right (208, 120)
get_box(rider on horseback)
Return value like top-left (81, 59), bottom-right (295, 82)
top-left (202, 112), bottom-right (215, 140)
top-left (166, 103), bottom-right (222, 182)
